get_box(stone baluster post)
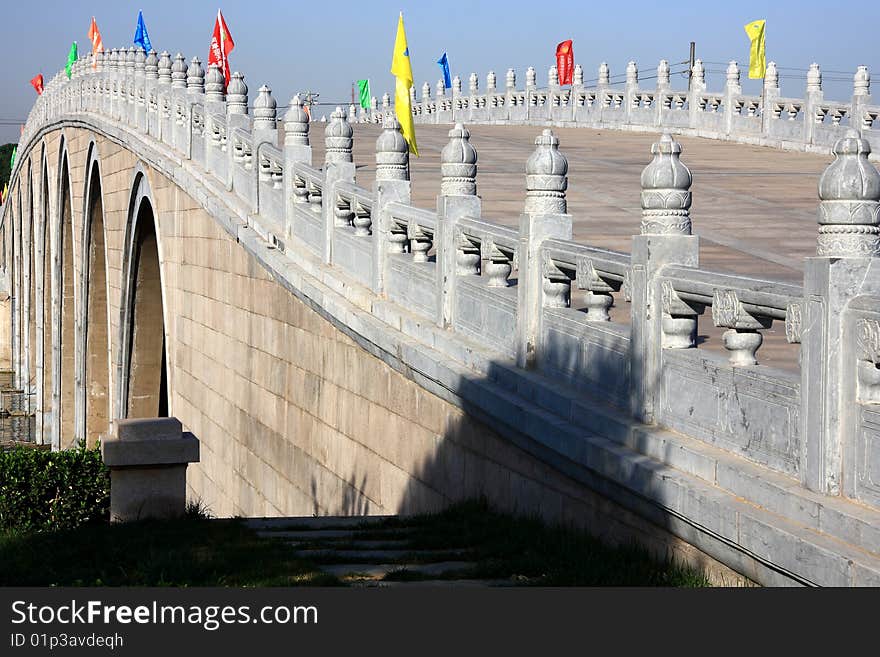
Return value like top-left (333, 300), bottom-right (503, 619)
top-left (656, 59), bottom-right (671, 125)
top-left (804, 63), bottom-right (824, 145)
top-left (468, 72), bottom-right (479, 120)
top-left (144, 50), bottom-right (158, 136)
top-left (170, 53), bottom-right (188, 152)
top-left (801, 130), bottom-right (880, 495)
top-left (250, 84), bottom-right (278, 213)
top-left (598, 62), bottom-right (610, 89)
top-left (525, 66), bottom-right (536, 120)
top-left (486, 70), bottom-right (497, 117)
top-left (156, 52), bottom-right (172, 142)
top-left (111, 48), bottom-right (123, 119)
top-left (420, 82), bottom-right (431, 120)
top-left (125, 48), bottom-right (137, 122)
top-left (181, 56), bottom-right (205, 159)
top-left (322, 107), bottom-right (355, 264)
top-left (104, 49), bottom-right (117, 116)
top-left (370, 95), bottom-right (379, 123)
top-left (371, 116), bottom-right (411, 294)
top-left (134, 47), bottom-right (147, 131)
top-left (505, 68), bottom-right (517, 120)
top-left (724, 61), bottom-right (741, 136)
top-left (625, 61), bottom-right (639, 122)
top-left (515, 129), bottom-right (572, 368)
top-left (203, 64), bottom-right (226, 174)
top-left (688, 59), bottom-right (706, 129)
top-left (852, 66), bottom-right (871, 131)
top-left (630, 133), bottom-right (699, 423)
top-left (437, 123), bottom-right (480, 328)
top-left (761, 61), bottom-right (780, 135)
top-left (283, 95), bottom-right (312, 242)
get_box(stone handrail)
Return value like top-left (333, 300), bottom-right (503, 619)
top-left (7, 47), bottom-right (880, 584)
top-left (361, 58), bottom-right (880, 159)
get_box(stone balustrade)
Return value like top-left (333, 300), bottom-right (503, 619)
top-left (7, 48), bottom-right (880, 584)
top-left (379, 58), bottom-right (880, 159)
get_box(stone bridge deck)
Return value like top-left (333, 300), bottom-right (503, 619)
top-left (328, 123), bottom-right (826, 372)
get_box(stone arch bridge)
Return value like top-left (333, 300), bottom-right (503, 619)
top-left (3, 47), bottom-right (880, 586)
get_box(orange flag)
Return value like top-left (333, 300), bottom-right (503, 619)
top-left (88, 17), bottom-right (103, 69)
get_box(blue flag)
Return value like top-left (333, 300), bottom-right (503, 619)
top-left (437, 52), bottom-right (451, 89)
top-left (134, 11), bottom-right (152, 52)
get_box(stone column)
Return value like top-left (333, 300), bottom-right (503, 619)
top-left (761, 62), bottom-right (780, 136)
top-left (804, 63), bottom-right (823, 146)
top-left (145, 50), bottom-right (159, 137)
top-left (624, 61), bottom-right (639, 123)
top-left (322, 107), bottom-right (355, 264)
top-left (437, 123), bottom-right (480, 328)
top-left (852, 66), bottom-right (871, 132)
top-left (170, 53), bottom-right (188, 153)
top-left (515, 129), bottom-right (572, 369)
top-left (134, 47), bottom-right (147, 131)
top-left (156, 52), bottom-right (172, 142)
top-left (655, 60), bottom-right (670, 126)
top-left (800, 130), bottom-right (880, 495)
top-left (688, 59), bottom-right (706, 130)
top-left (101, 418), bottom-right (200, 522)
top-left (283, 95), bottom-right (312, 243)
top-left (724, 61), bottom-right (741, 136)
top-left (630, 133), bottom-right (699, 423)
top-left (371, 116), bottom-right (410, 295)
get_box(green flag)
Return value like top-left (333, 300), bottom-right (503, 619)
top-left (356, 79), bottom-right (371, 110)
top-left (9, 146), bottom-right (16, 171)
top-left (65, 41), bottom-right (78, 79)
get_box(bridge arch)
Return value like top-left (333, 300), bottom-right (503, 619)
top-left (25, 161), bottom-right (35, 410)
top-left (117, 167), bottom-right (168, 420)
top-left (77, 141), bottom-right (111, 445)
top-left (36, 145), bottom-right (53, 445)
top-left (54, 133), bottom-right (77, 448)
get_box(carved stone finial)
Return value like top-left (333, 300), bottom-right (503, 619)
top-left (382, 91), bottom-right (391, 108)
top-left (452, 76), bottom-right (462, 95)
top-left (436, 79), bottom-right (446, 97)
top-left (409, 85), bottom-right (416, 104)
top-left (95, 49), bottom-right (105, 73)
top-left (157, 51), bottom-right (172, 85)
top-left (107, 48), bottom-right (118, 72)
top-left (324, 106), bottom-right (353, 164)
top-left (525, 129), bottom-right (568, 215)
top-left (125, 47), bottom-right (137, 72)
top-left (375, 114), bottom-right (409, 181)
top-left (134, 47), bottom-right (146, 75)
top-left (441, 122), bottom-right (477, 196)
top-left (421, 81), bottom-right (431, 99)
top-left (469, 72), bottom-right (478, 94)
top-left (548, 65), bottom-right (559, 87)
top-left (348, 103), bottom-right (357, 122)
top-left (640, 133), bottom-right (693, 235)
top-left (691, 59), bottom-right (705, 88)
top-left (506, 68), bottom-right (516, 90)
top-left (226, 71), bottom-right (248, 114)
top-left (626, 61), bottom-right (638, 86)
top-left (806, 63), bottom-right (822, 92)
top-left (726, 60), bottom-right (740, 87)
top-left (657, 60), bottom-right (670, 87)
top-left (145, 50), bottom-right (158, 80)
top-left (598, 62), bottom-right (610, 86)
top-left (186, 56), bottom-right (205, 93)
top-left (573, 64), bottom-right (584, 86)
top-left (764, 61), bottom-right (778, 90)
top-left (487, 70), bottom-right (496, 91)
top-left (171, 53), bottom-right (187, 88)
top-left (816, 130), bottom-right (880, 257)
top-left (253, 84), bottom-right (277, 130)
top-left (854, 66), bottom-right (871, 97)
top-left (205, 64), bottom-right (225, 101)
top-left (284, 94), bottom-right (309, 145)
top-left (526, 66), bottom-right (536, 88)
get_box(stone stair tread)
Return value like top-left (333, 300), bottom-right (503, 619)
top-left (256, 527), bottom-right (416, 540)
top-left (244, 515), bottom-right (402, 531)
top-left (321, 561), bottom-right (477, 579)
top-left (292, 548), bottom-right (472, 561)
top-left (351, 579), bottom-right (512, 588)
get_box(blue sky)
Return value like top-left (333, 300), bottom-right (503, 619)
top-left (1, 0), bottom-right (878, 142)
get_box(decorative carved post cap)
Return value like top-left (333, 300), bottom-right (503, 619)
top-left (525, 129), bottom-right (568, 215)
top-left (640, 133), bottom-right (693, 235)
top-left (548, 65), bottom-right (559, 87)
top-left (691, 59), bottom-right (705, 87)
top-left (376, 114), bottom-right (409, 181)
top-left (205, 64), bottom-right (225, 101)
top-left (854, 66), bottom-right (871, 96)
top-left (382, 91), bottom-right (391, 107)
top-left (525, 66), bottom-right (536, 88)
top-left (626, 61), bottom-right (638, 85)
top-left (186, 56), bottom-right (205, 93)
top-left (226, 71), bottom-right (248, 114)
top-left (452, 76), bottom-right (462, 95)
top-left (469, 72), bottom-right (478, 94)
top-left (573, 64), bottom-right (584, 86)
top-left (487, 70), bottom-right (496, 91)
top-left (134, 47), bottom-right (146, 72)
top-left (441, 122), bottom-right (477, 196)
top-left (422, 81), bottom-right (431, 99)
top-left (806, 63), bottom-right (822, 92)
top-left (125, 47), bottom-right (137, 70)
top-left (657, 60), bottom-right (670, 87)
top-left (145, 50), bottom-right (158, 79)
top-left (324, 106), bottom-right (353, 164)
top-left (598, 62), bottom-right (610, 86)
top-left (436, 79), bottom-right (446, 96)
top-left (157, 51), bottom-right (172, 84)
top-left (171, 53), bottom-right (187, 88)
top-left (726, 60), bottom-right (740, 86)
top-left (817, 130), bottom-right (880, 257)
top-left (253, 84), bottom-right (277, 130)
top-left (107, 48), bottom-right (118, 71)
top-left (506, 68), bottom-right (516, 90)
top-left (283, 94), bottom-right (310, 145)
top-left (764, 61), bottom-right (779, 89)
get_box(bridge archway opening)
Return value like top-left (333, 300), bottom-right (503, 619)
top-left (41, 159), bottom-right (52, 438)
top-left (82, 158), bottom-right (110, 445)
top-left (59, 151), bottom-right (75, 446)
top-left (27, 169), bottom-right (35, 395)
top-left (123, 193), bottom-right (167, 419)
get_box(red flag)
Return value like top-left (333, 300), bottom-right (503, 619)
top-left (88, 16), bottom-right (104, 69)
top-left (556, 39), bottom-right (574, 85)
top-left (208, 9), bottom-right (235, 88)
top-left (30, 73), bottom-right (44, 95)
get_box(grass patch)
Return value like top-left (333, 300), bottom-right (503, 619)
top-left (0, 513), bottom-right (339, 586)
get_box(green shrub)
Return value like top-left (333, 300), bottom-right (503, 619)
top-left (0, 440), bottom-right (110, 533)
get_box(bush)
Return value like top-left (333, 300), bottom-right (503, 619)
top-left (0, 440), bottom-right (110, 533)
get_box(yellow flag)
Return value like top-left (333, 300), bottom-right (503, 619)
top-left (390, 13), bottom-right (418, 156)
top-left (744, 19), bottom-right (766, 79)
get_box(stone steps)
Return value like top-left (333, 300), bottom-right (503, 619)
top-left (320, 561), bottom-right (478, 581)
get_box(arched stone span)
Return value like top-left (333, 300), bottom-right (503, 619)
top-left (118, 169), bottom-right (167, 420)
top-left (77, 142), bottom-right (111, 445)
top-left (37, 148), bottom-right (53, 445)
top-left (55, 137), bottom-right (76, 448)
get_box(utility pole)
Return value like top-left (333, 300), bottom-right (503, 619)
top-left (351, 82), bottom-right (355, 106)
top-left (688, 41), bottom-right (696, 91)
